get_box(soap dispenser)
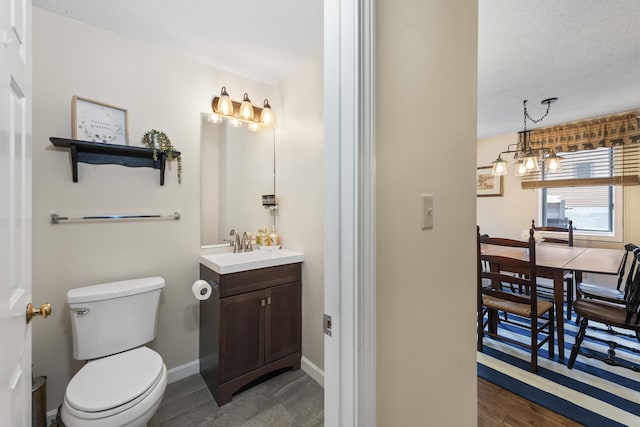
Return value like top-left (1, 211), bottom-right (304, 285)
top-left (268, 226), bottom-right (280, 247)
top-left (256, 225), bottom-right (267, 246)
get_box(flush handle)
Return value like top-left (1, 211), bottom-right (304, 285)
top-left (0, 32), bottom-right (12, 47)
top-left (26, 303), bottom-right (52, 323)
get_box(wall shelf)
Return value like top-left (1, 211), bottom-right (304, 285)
top-left (49, 137), bottom-right (180, 185)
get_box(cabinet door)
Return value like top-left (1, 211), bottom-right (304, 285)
top-left (265, 282), bottom-right (301, 364)
top-left (220, 289), bottom-right (264, 383)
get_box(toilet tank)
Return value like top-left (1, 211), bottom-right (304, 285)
top-left (67, 277), bottom-right (165, 360)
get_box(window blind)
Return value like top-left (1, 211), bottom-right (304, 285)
top-left (520, 111), bottom-right (640, 189)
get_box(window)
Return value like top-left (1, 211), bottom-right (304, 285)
top-left (541, 186), bottom-right (613, 232)
top-left (539, 148), bottom-right (622, 239)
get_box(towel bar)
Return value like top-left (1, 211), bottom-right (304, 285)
top-left (50, 211), bottom-right (180, 224)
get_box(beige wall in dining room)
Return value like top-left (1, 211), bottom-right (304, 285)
top-left (477, 134), bottom-right (640, 247)
top-left (476, 134), bottom-right (538, 240)
top-left (32, 8), bottom-right (275, 413)
top-left (376, 0), bottom-right (478, 425)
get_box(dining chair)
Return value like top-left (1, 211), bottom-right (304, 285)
top-left (532, 219), bottom-right (575, 320)
top-left (478, 226), bottom-right (555, 373)
top-left (577, 243), bottom-right (639, 304)
top-left (531, 219), bottom-right (574, 246)
top-left (568, 248), bottom-right (640, 371)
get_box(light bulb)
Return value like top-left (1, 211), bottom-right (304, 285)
top-left (545, 153), bottom-right (563, 172)
top-left (239, 93), bottom-right (254, 120)
top-left (217, 86), bottom-right (234, 116)
top-left (515, 160), bottom-right (527, 176)
top-left (491, 157), bottom-right (507, 176)
top-left (260, 99), bottom-right (274, 125)
top-left (524, 154), bottom-right (539, 171)
top-left (229, 118), bottom-right (242, 128)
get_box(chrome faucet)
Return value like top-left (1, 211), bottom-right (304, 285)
top-left (229, 229), bottom-right (241, 253)
top-left (241, 232), bottom-right (253, 252)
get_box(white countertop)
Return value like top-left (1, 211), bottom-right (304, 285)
top-left (199, 248), bottom-right (304, 274)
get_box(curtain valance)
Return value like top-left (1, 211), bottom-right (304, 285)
top-left (529, 111), bottom-right (640, 153)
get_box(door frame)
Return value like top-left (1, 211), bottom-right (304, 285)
top-left (324, 0), bottom-right (376, 425)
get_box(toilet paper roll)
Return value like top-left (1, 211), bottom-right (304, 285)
top-left (192, 280), bottom-right (212, 301)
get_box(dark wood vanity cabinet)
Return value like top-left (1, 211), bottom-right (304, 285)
top-left (199, 262), bottom-right (302, 406)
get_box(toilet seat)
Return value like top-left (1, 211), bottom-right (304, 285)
top-left (64, 347), bottom-right (165, 420)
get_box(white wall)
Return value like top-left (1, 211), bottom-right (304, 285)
top-left (376, 1), bottom-right (478, 424)
top-left (32, 9), bottom-right (276, 411)
top-left (275, 49), bottom-right (325, 371)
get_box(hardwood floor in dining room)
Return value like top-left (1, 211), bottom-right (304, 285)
top-left (478, 378), bottom-right (581, 426)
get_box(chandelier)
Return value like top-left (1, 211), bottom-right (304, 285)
top-left (491, 98), bottom-right (562, 176)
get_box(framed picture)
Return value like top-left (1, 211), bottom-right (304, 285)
top-left (477, 166), bottom-right (503, 197)
top-left (72, 96), bottom-right (128, 145)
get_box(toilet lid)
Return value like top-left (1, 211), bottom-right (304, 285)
top-left (65, 347), bottom-right (163, 412)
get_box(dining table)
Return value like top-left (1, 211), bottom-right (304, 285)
top-left (480, 243), bottom-right (626, 360)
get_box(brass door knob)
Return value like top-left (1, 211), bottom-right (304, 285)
top-left (26, 303), bottom-right (52, 323)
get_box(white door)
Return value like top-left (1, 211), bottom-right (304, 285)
top-left (1, 0), bottom-right (34, 425)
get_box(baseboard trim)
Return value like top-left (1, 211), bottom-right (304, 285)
top-left (167, 357), bottom-right (323, 388)
top-left (167, 359), bottom-right (200, 384)
top-left (301, 356), bottom-right (325, 387)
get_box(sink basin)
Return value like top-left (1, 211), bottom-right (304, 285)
top-left (200, 249), bottom-right (304, 274)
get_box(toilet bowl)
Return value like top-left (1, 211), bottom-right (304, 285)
top-left (61, 347), bottom-right (167, 427)
top-left (62, 277), bottom-right (167, 427)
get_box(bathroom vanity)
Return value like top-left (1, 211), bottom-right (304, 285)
top-left (199, 250), bottom-right (303, 406)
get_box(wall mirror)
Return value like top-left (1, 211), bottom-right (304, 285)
top-left (200, 113), bottom-right (275, 247)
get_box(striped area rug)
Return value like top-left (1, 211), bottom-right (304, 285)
top-left (477, 314), bottom-right (640, 426)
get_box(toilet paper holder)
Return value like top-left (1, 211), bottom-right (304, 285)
top-left (192, 280), bottom-right (217, 301)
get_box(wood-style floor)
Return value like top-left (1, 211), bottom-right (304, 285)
top-left (478, 377), bottom-right (582, 427)
top-left (146, 370), bottom-right (578, 426)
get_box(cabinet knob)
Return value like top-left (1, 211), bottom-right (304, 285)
top-left (267, 297), bottom-right (272, 305)
top-left (260, 299), bottom-right (266, 307)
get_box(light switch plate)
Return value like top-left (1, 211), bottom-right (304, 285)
top-left (421, 194), bottom-right (433, 230)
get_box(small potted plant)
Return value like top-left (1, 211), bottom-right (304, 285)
top-left (141, 129), bottom-right (182, 184)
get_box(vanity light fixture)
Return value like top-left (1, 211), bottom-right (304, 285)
top-left (490, 98), bottom-right (560, 176)
top-left (211, 88), bottom-right (274, 131)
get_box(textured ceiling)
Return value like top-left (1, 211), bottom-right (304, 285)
top-left (478, 0), bottom-right (640, 138)
top-left (33, 0), bottom-right (640, 138)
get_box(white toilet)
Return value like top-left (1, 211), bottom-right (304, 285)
top-left (61, 277), bottom-right (168, 427)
